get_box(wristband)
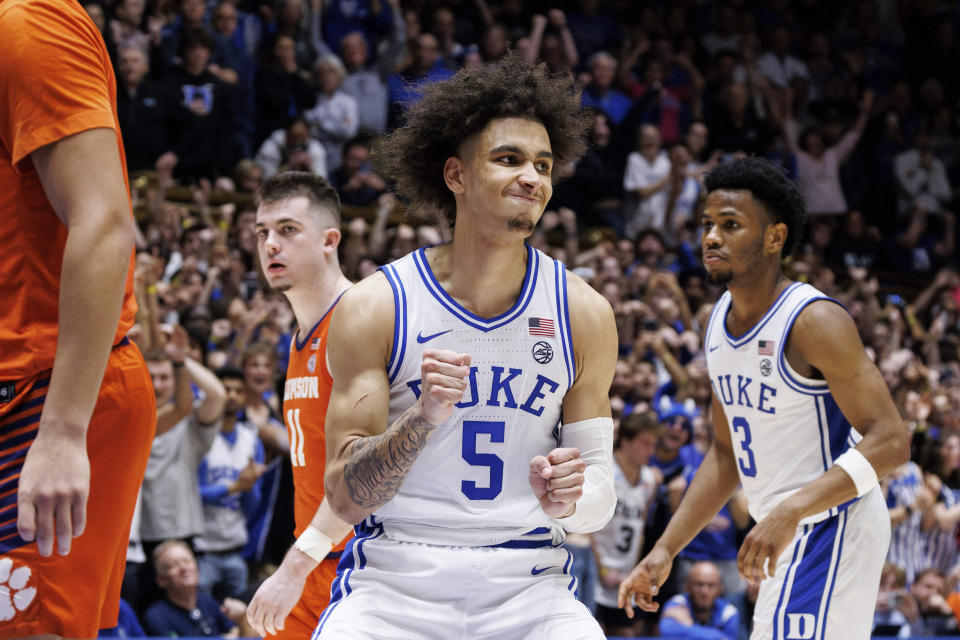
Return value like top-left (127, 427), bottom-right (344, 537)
top-left (833, 448), bottom-right (879, 497)
top-left (294, 525), bottom-right (333, 563)
top-left (557, 417), bottom-right (616, 533)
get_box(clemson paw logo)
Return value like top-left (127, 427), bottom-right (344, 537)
top-left (0, 557), bottom-right (37, 621)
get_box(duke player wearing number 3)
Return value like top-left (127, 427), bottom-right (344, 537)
top-left (244, 172), bottom-right (354, 638)
top-left (317, 53), bottom-right (618, 640)
top-left (618, 158), bottom-right (910, 640)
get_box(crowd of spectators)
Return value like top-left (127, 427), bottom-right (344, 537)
top-left (85, 0), bottom-right (960, 637)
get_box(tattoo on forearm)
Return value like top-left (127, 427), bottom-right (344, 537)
top-left (343, 405), bottom-right (436, 509)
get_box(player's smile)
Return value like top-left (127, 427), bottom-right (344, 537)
top-left (450, 117), bottom-right (553, 234)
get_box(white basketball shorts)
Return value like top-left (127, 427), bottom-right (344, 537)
top-left (751, 487), bottom-right (890, 640)
top-left (311, 519), bottom-right (604, 640)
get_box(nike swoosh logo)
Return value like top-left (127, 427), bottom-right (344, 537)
top-left (416, 329), bottom-right (452, 344)
top-left (709, 344), bottom-right (720, 352)
top-left (531, 565), bottom-right (556, 576)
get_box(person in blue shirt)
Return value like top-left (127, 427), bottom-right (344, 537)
top-left (97, 599), bottom-right (145, 638)
top-left (647, 402), bottom-right (701, 549)
top-left (659, 561), bottom-right (740, 640)
top-left (580, 51), bottom-right (634, 126)
top-left (674, 444), bottom-right (751, 639)
top-left (386, 33), bottom-right (454, 129)
top-left (143, 540), bottom-right (239, 637)
top-left (195, 367), bottom-right (266, 600)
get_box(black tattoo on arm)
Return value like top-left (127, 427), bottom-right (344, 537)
top-left (343, 403), bottom-right (437, 509)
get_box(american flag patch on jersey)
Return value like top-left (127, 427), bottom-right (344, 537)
top-left (528, 317), bottom-right (555, 337)
top-left (310, 337), bottom-right (321, 350)
top-left (758, 340), bottom-right (775, 355)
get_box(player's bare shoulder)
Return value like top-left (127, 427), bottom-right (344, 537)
top-left (787, 297), bottom-right (864, 373)
top-left (328, 270), bottom-right (395, 364)
top-left (791, 298), bottom-right (859, 348)
top-left (338, 269), bottom-right (394, 307)
top-left (566, 269), bottom-right (616, 342)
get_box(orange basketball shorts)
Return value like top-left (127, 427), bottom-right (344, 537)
top-left (0, 339), bottom-right (155, 638)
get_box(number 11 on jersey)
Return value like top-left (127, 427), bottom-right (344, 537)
top-left (287, 408), bottom-right (306, 467)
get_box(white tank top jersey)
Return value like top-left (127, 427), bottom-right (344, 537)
top-left (704, 282), bottom-right (863, 526)
top-left (593, 460), bottom-right (657, 607)
top-left (369, 245), bottom-right (576, 547)
top-left (194, 424), bottom-right (261, 552)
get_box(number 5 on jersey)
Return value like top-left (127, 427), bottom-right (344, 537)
top-left (461, 420), bottom-right (505, 500)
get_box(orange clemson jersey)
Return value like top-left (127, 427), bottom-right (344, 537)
top-left (273, 294), bottom-right (351, 638)
top-left (0, 0), bottom-right (137, 382)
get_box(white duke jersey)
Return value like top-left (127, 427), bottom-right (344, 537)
top-left (704, 282), bottom-right (862, 525)
top-left (593, 460), bottom-right (657, 607)
top-left (371, 245), bottom-right (576, 547)
top-left (194, 423), bottom-right (262, 552)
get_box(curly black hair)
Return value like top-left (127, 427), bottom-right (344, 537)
top-left (375, 52), bottom-right (590, 227)
top-left (704, 157), bottom-right (807, 257)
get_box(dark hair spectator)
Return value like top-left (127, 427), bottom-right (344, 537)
top-left (255, 116), bottom-right (328, 179)
top-left (117, 44), bottom-right (178, 172)
top-left (253, 34), bottom-right (316, 147)
top-left (330, 136), bottom-right (386, 207)
top-left (385, 32), bottom-right (455, 130)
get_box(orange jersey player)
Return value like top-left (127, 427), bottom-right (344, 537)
top-left (280, 299), bottom-right (345, 620)
top-left (0, 0), bottom-right (155, 637)
top-left (245, 172), bottom-right (354, 638)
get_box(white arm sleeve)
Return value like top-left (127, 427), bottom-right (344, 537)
top-left (556, 417), bottom-right (616, 533)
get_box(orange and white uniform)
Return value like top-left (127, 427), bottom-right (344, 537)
top-left (274, 295), bottom-right (351, 638)
top-left (0, 0), bottom-right (154, 636)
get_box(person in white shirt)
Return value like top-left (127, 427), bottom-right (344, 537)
top-left (304, 54), bottom-right (359, 173)
top-left (894, 129), bottom-right (953, 217)
top-left (624, 124), bottom-right (671, 239)
top-left (255, 116), bottom-right (328, 179)
top-left (755, 26), bottom-right (808, 90)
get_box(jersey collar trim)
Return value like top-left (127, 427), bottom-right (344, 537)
top-left (722, 281), bottom-right (802, 348)
top-left (293, 290), bottom-right (347, 352)
top-left (412, 245), bottom-right (539, 332)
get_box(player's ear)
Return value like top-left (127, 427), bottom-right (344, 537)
top-left (766, 221), bottom-right (787, 256)
top-left (443, 156), bottom-right (465, 194)
top-left (323, 227), bottom-right (342, 252)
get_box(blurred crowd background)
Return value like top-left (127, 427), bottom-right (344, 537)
top-left (85, 0), bottom-right (960, 637)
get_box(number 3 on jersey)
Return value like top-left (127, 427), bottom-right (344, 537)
top-left (616, 525), bottom-right (634, 553)
top-left (461, 420), bottom-right (505, 500)
top-left (732, 416), bottom-right (757, 477)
